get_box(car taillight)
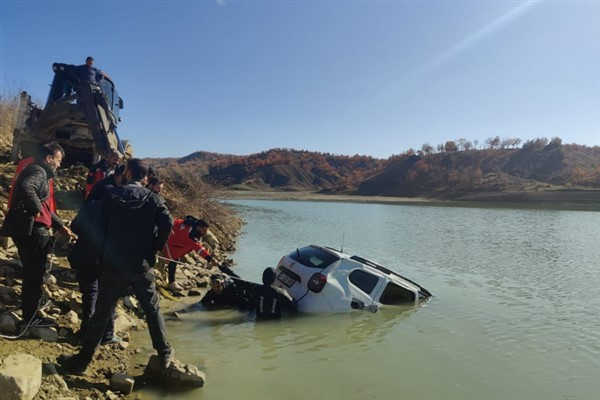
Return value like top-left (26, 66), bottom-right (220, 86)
top-left (307, 273), bottom-right (327, 293)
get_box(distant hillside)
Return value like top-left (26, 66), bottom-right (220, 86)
top-left (358, 139), bottom-right (600, 201)
top-left (144, 139), bottom-right (600, 203)
top-left (196, 148), bottom-right (385, 191)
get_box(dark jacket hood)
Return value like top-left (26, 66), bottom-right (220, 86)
top-left (107, 182), bottom-right (153, 210)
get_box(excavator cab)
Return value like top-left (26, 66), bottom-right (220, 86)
top-left (11, 62), bottom-right (131, 166)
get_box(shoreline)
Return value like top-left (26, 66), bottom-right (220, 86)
top-left (218, 189), bottom-right (600, 211)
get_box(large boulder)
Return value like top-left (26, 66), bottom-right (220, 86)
top-left (0, 353), bottom-right (42, 400)
top-left (143, 356), bottom-right (205, 388)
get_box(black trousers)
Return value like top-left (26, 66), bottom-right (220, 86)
top-left (77, 267), bottom-right (170, 364)
top-left (76, 264), bottom-right (115, 342)
top-left (14, 229), bottom-right (53, 322)
top-left (168, 261), bottom-right (177, 284)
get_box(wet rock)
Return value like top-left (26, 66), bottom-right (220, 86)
top-left (144, 355), bottom-right (205, 388)
top-left (110, 372), bottom-right (135, 394)
top-left (0, 353), bottom-right (42, 400)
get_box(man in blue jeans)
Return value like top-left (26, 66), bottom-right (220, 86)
top-left (59, 158), bottom-right (174, 375)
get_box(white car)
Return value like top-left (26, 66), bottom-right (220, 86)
top-left (274, 245), bottom-right (432, 313)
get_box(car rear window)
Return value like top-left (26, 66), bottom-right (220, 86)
top-left (289, 246), bottom-right (339, 269)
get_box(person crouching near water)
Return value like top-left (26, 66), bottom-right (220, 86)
top-left (201, 274), bottom-right (252, 309)
top-left (162, 217), bottom-right (218, 292)
top-left (254, 268), bottom-right (296, 320)
top-left (58, 158), bottom-right (175, 375)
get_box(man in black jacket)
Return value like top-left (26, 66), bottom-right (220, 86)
top-left (1, 142), bottom-right (73, 328)
top-left (68, 164), bottom-right (125, 344)
top-left (59, 158), bottom-right (175, 375)
top-left (254, 267), bottom-right (296, 320)
top-left (201, 274), bottom-right (253, 309)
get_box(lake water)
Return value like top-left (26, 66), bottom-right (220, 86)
top-left (136, 200), bottom-right (600, 400)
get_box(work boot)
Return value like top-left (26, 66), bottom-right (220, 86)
top-left (168, 281), bottom-right (184, 292)
top-left (158, 346), bottom-right (175, 369)
top-left (58, 354), bottom-right (89, 376)
top-left (100, 335), bottom-right (123, 346)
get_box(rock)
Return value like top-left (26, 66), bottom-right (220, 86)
top-left (29, 327), bottom-right (59, 342)
top-left (114, 311), bottom-right (139, 333)
top-left (123, 295), bottom-right (139, 311)
top-left (43, 274), bottom-right (57, 285)
top-left (46, 373), bottom-right (69, 392)
top-left (65, 310), bottom-right (79, 325)
top-left (0, 285), bottom-right (16, 302)
top-left (110, 373), bottom-right (135, 394)
top-left (188, 289), bottom-right (202, 296)
top-left (0, 314), bottom-right (17, 333)
top-left (105, 390), bottom-right (119, 400)
top-left (143, 356), bottom-right (205, 388)
top-left (0, 353), bottom-right (42, 400)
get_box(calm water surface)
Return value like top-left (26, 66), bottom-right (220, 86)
top-left (136, 200), bottom-right (600, 400)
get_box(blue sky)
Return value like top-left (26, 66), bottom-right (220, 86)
top-left (1, 0), bottom-right (599, 159)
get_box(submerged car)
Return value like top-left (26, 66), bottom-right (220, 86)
top-left (273, 245), bottom-right (432, 313)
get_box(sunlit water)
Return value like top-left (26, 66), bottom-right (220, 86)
top-left (135, 200), bottom-right (600, 400)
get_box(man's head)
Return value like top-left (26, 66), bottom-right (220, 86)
top-left (114, 165), bottom-right (126, 186)
top-left (147, 177), bottom-right (163, 194)
top-left (124, 158), bottom-right (148, 183)
top-left (85, 56), bottom-right (94, 67)
top-left (210, 275), bottom-right (225, 294)
top-left (106, 150), bottom-right (121, 168)
top-left (262, 267), bottom-right (276, 285)
top-left (37, 142), bottom-right (65, 172)
top-left (195, 219), bottom-right (210, 236)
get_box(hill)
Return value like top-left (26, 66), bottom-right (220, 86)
top-left (174, 140), bottom-right (600, 205)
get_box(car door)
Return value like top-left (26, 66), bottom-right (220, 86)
top-left (346, 269), bottom-right (386, 311)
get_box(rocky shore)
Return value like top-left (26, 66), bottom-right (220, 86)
top-left (0, 233), bottom-right (228, 399)
top-left (0, 153), bottom-right (242, 399)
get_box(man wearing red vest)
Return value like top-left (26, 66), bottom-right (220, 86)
top-left (1, 142), bottom-right (74, 329)
top-left (7, 156), bottom-right (56, 213)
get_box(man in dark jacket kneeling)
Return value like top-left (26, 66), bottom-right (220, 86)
top-left (59, 158), bottom-right (175, 375)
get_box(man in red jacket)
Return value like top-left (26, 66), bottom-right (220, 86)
top-left (162, 217), bottom-right (218, 291)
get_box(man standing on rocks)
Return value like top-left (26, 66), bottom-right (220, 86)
top-left (0, 142), bottom-right (73, 329)
top-left (59, 158), bottom-right (175, 375)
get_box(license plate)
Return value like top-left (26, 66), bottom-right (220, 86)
top-left (277, 271), bottom-right (296, 287)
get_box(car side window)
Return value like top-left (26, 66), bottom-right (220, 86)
top-left (379, 282), bottom-right (416, 304)
top-left (349, 270), bottom-right (379, 294)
